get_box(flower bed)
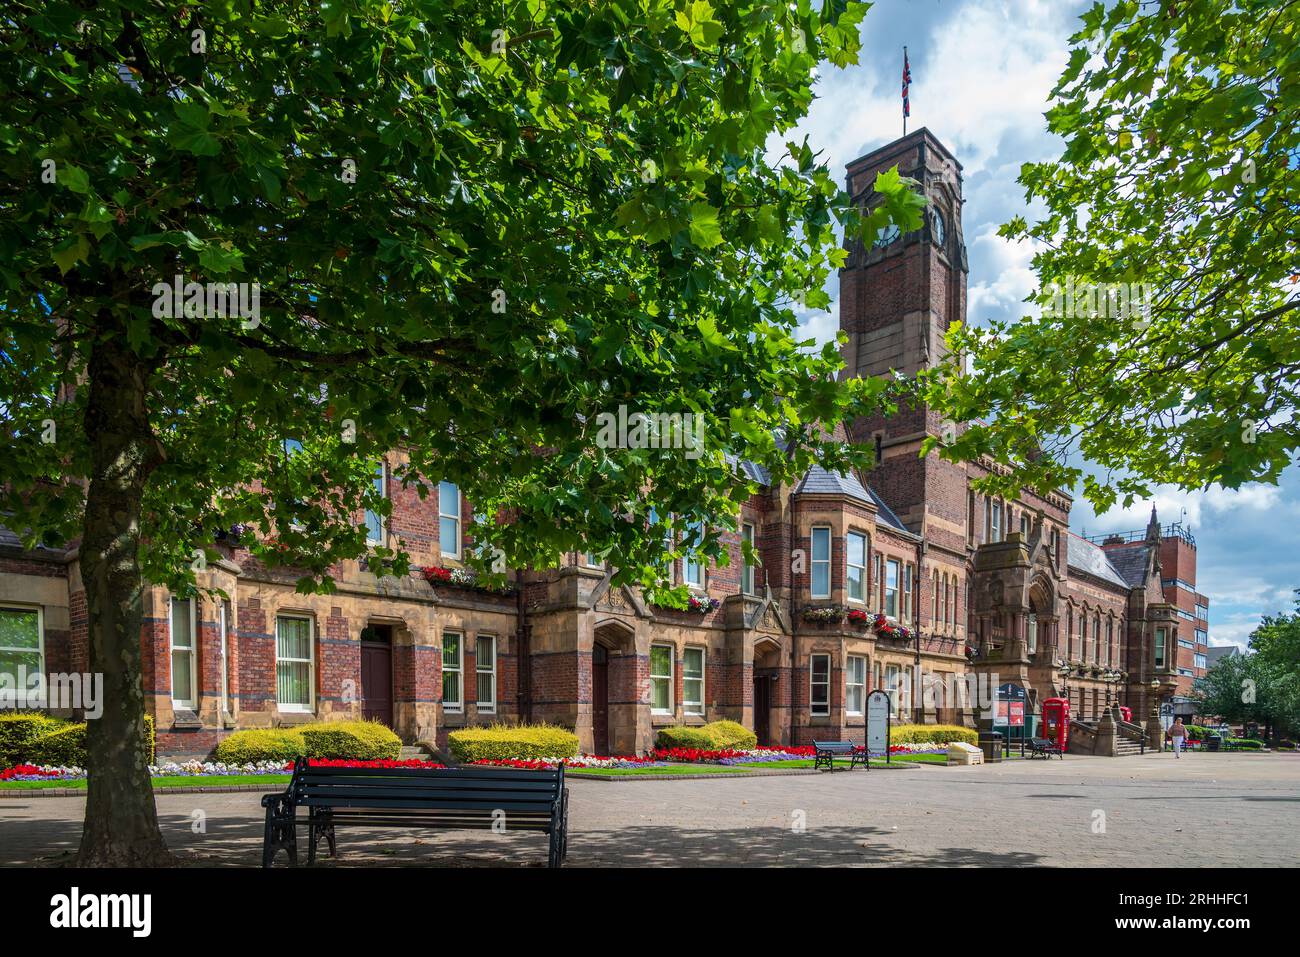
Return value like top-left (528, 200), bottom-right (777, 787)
top-left (1, 756), bottom-right (444, 783)
top-left (471, 755), bottom-right (664, 770)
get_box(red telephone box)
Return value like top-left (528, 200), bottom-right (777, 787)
top-left (1119, 706), bottom-right (1132, 723)
top-left (1042, 697), bottom-right (1070, 752)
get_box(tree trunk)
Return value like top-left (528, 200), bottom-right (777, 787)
top-left (75, 333), bottom-right (173, 867)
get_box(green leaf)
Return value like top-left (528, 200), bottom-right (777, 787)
top-left (688, 202), bottom-right (723, 248)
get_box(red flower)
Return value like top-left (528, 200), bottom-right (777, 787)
top-left (422, 566), bottom-right (452, 583)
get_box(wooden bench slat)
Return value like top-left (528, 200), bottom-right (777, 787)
top-left (299, 795), bottom-right (557, 812)
top-left (295, 777), bottom-right (560, 795)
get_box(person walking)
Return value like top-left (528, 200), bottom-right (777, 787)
top-left (1169, 717), bottom-right (1187, 758)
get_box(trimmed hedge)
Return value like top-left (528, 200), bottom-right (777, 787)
top-left (0, 713), bottom-right (65, 767)
top-left (212, 720), bottom-right (401, 763)
top-left (1224, 737), bottom-right (1264, 750)
top-left (703, 720), bottom-right (757, 750)
top-left (213, 728), bottom-right (306, 764)
top-left (655, 720), bottom-right (758, 751)
top-left (298, 719), bottom-right (401, 760)
top-left (889, 723), bottom-right (978, 746)
top-left (448, 723), bottom-right (580, 762)
top-left (654, 726), bottom-right (718, 749)
top-left (17, 714), bottom-right (156, 767)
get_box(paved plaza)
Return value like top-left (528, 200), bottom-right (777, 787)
top-left (2, 753), bottom-right (1296, 868)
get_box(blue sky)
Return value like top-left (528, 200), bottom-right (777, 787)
top-left (785, 0), bottom-right (1298, 651)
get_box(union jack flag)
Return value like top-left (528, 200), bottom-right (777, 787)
top-left (902, 49), bottom-right (912, 118)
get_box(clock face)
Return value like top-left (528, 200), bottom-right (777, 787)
top-left (875, 223), bottom-right (900, 247)
top-left (931, 208), bottom-right (945, 245)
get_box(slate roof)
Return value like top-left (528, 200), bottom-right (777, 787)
top-left (725, 453), bottom-right (771, 486)
top-left (867, 486), bottom-right (909, 533)
top-left (0, 525), bottom-right (64, 556)
top-left (1098, 541), bottom-right (1153, 589)
top-left (1066, 533), bottom-right (1131, 589)
top-left (1205, 646), bottom-right (1239, 665)
top-left (793, 464), bottom-right (873, 503)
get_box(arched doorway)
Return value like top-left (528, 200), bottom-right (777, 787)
top-left (753, 638), bottom-right (782, 747)
top-left (591, 643), bottom-right (609, 756)
top-left (592, 618), bottom-right (637, 755)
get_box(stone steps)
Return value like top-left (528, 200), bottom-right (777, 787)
top-left (399, 745), bottom-right (436, 761)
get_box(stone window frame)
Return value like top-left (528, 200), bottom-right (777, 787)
top-left (809, 652), bottom-right (831, 717)
top-left (170, 596), bottom-right (198, 710)
top-left (274, 612), bottom-right (315, 714)
top-left (649, 643), bottom-right (674, 715)
top-left (682, 646), bottom-right (705, 716)
top-left (845, 654), bottom-right (866, 716)
top-left (809, 525), bottom-right (832, 599)
top-left (475, 634), bottom-right (496, 713)
top-left (845, 528), bottom-right (868, 604)
top-left (442, 630), bottom-right (464, 712)
top-left (0, 603), bottom-right (45, 708)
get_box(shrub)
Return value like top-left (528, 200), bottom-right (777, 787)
top-left (448, 723), bottom-right (580, 762)
top-left (213, 728), bottom-right (306, 764)
top-left (1186, 724), bottom-right (1209, 739)
top-left (889, 724), bottom-right (978, 746)
top-left (655, 720), bottom-right (758, 751)
top-left (16, 713), bottom-right (154, 767)
top-left (0, 713), bottom-right (65, 767)
top-left (26, 723), bottom-right (86, 765)
top-left (655, 726), bottom-right (718, 750)
top-left (1224, 737), bottom-right (1264, 750)
top-left (297, 719), bottom-right (401, 760)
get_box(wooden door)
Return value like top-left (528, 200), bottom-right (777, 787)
top-left (361, 641), bottom-right (393, 726)
top-left (592, 644), bottom-right (609, 756)
top-left (754, 676), bottom-right (771, 746)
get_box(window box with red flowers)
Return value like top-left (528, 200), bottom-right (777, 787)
top-left (420, 565), bottom-right (514, 594)
top-left (873, 613), bottom-right (911, 640)
top-left (847, 609), bottom-right (871, 627)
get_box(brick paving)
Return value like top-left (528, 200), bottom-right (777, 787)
top-left (1, 753), bottom-right (1296, 868)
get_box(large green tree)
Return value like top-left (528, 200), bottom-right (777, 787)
top-left (924, 0), bottom-right (1299, 510)
top-left (1194, 592), bottom-right (1300, 739)
top-left (0, 1), bottom-right (922, 863)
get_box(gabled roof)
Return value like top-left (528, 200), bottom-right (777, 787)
top-left (1099, 541), bottom-right (1153, 589)
top-left (1067, 533), bottom-right (1131, 590)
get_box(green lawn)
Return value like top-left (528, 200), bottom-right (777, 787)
top-left (0, 773), bottom-right (292, 791)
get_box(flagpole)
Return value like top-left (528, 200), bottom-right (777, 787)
top-left (903, 46), bottom-right (908, 137)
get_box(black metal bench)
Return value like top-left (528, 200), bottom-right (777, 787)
top-left (261, 759), bottom-right (569, 868)
top-left (812, 740), bottom-right (870, 771)
top-left (1026, 737), bottom-right (1064, 759)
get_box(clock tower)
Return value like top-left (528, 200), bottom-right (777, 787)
top-left (839, 128), bottom-right (969, 540)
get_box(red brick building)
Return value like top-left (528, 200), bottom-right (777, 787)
top-left (0, 129), bottom-right (1205, 758)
